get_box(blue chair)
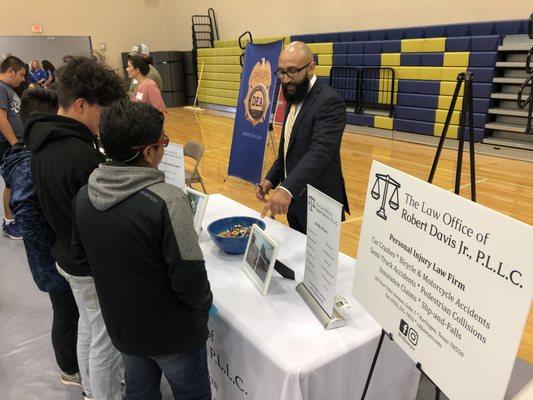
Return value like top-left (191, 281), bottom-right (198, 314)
top-left (364, 41), bottom-right (382, 54)
top-left (348, 42), bottom-right (364, 54)
top-left (416, 94), bottom-right (439, 109)
top-left (520, 20), bottom-right (529, 34)
top-left (418, 81), bottom-right (441, 95)
top-left (381, 40), bottom-right (402, 53)
top-left (401, 53), bottom-right (421, 66)
top-left (469, 22), bottom-right (495, 36)
top-left (495, 20), bottom-right (523, 35)
top-left (346, 54), bottom-right (364, 66)
top-left (446, 37), bottom-right (471, 51)
top-left (473, 113), bottom-right (488, 129)
top-left (339, 32), bottom-right (354, 42)
top-left (299, 34), bottom-right (314, 43)
top-left (333, 42), bottom-right (348, 54)
top-left (333, 54), bottom-right (347, 66)
top-left (325, 32), bottom-right (340, 42)
top-left (347, 113), bottom-right (375, 126)
top-left (395, 106), bottom-right (417, 119)
top-left (416, 81), bottom-right (440, 96)
top-left (353, 31), bottom-right (369, 41)
top-left (471, 36), bottom-right (502, 51)
top-left (404, 27), bottom-right (425, 39)
top-left (369, 30), bottom-right (387, 41)
top-left (421, 53), bottom-right (444, 67)
top-left (313, 33), bottom-right (327, 43)
top-left (393, 118), bottom-right (414, 133)
top-left (472, 83), bottom-right (493, 98)
top-left (398, 80), bottom-right (418, 94)
top-left (412, 121), bottom-right (435, 135)
top-left (473, 98), bottom-right (490, 113)
top-left (446, 23), bottom-right (470, 37)
top-left (425, 25), bottom-right (446, 38)
top-left (469, 52), bottom-right (498, 67)
top-left (386, 28), bottom-right (405, 40)
top-left (363, 54), bottom-right (381, 66)
top-left (414, 108), bottom-right (436, 122)
top-left (468, 67), bottom-right (495, 82)
top-left (397, 93), bottom-right (418, 107)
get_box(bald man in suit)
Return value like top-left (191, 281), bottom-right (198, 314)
top-left (257, 42), bottom-right (349, 233)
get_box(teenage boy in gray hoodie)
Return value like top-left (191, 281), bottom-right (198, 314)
top-left (72, 100), bottom-right (212, 400)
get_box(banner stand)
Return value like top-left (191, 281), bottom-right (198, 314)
top-left (296, 282), bottom-right (346, 330)
top-left (360, 330), bottom-right (442, 400)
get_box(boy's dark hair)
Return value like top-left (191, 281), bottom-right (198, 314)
top-left (128, 55), bottom-right (150, 76)
top-left (0, 56), bottom-right (26, 74)
top-left (55, 56), bottom-right (125, 109)
top-left (20, 88), bottom-right (59, 125)
top-left (99, 100), bottom-right (164, 163)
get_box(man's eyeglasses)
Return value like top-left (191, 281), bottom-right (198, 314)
top-left (275, 62), bottom-right (311, 79)
top-left (131, 134), bottom-right (169, 150)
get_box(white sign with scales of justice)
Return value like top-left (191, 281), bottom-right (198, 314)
top-left (371, 173), bottom-right (401, 220)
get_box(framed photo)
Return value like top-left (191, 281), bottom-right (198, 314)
top-left (184, 187), bottom-right (208, 234)
top-left (242, 224), bottom-right (279, 296)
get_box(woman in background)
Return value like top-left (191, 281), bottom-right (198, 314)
top-left (42, 60), bottom-right (56, 89)
top-left (127, 55), bottom-right (166, 113)
top-left (28, 60), bottom-right (51, 87)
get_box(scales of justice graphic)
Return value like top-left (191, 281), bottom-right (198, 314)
top-left (371, 174), bottom-right (401, 220)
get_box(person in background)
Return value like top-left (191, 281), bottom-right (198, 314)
top-left (28, 60), bottom-right (51, 87)
top-left (127, 43), bottom-right (162, 95)
top-left (127, 55), bottom-right (167, 113)
top-left (0, 88), bottom-right (82, 389)
top-left (24, 56), bottom-right (125, 400)
top-left (72, 99), bottom-right (212, 400)
top-left (256, 42), bottom-right (349, 233)
top-left (0, 55), bottom-right (26, 239)
top-left (42, 60), bottom-right (56, 89)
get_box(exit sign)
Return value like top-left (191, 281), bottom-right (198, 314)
top-left (31, 24), bottom-right (43, 33)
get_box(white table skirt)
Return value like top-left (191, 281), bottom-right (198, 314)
top-left (200, 194), bottom-right (420, 400)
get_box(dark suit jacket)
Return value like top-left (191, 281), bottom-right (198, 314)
top-left (265, 81), bottom-right (349, 224)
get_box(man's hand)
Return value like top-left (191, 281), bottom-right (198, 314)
top-left (255, 179), bottom-right (273, 202)
top-left (261, 188), bottom-right (292, 217)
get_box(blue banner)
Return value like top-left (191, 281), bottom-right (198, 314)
top-left (227, 40), bottom-right (283, 183)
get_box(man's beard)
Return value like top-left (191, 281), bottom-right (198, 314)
top-left (282, 75), bottom-right (310, 104)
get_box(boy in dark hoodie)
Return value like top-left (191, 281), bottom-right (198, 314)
top-left (72, 100), bottom-right (212, 400)
top-left (1, 88), bottom-right (82, 388)
top-left (24, 57), bottom-right (125, 400)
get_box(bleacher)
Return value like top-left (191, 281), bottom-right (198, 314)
top-left (197, 20), bottom-right (529, 141)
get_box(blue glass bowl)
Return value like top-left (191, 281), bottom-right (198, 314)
top-left (207, 216), bottom-right (266, 255)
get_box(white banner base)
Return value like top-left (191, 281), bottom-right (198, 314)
top-left (296, 282), bottom-right (346, 330)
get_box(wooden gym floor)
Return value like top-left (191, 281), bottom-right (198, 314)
top-left (164, 107), bottom-right (533, 364)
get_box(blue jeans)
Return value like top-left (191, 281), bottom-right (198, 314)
top-left (122, 346), bottom-right (211, 400)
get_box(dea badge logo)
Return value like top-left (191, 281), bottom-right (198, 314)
top-left (371, 173), bottom-right (401, 220)
top-left (244, 58), bottom-right (272, 126)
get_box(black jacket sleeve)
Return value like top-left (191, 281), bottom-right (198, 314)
top-left (70, 189), bottom-right (91, 275)
top-left (281, 94), bottom-right (346, 197)
top-left (162, 197), bottom-right (213, 312)
top-left (265, 133), bottom-right (285, 187)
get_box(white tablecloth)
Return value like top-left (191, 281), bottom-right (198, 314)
top-left (200, 194), bottom-right (420, 400)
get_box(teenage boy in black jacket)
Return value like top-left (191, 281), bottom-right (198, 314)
top-left (72, 100), bottom-right (212, 400)
top-left (24, 57), bottom-right (125, 400)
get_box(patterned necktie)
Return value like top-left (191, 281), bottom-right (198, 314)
top-left (283, 104), bottom-right (297, 160)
